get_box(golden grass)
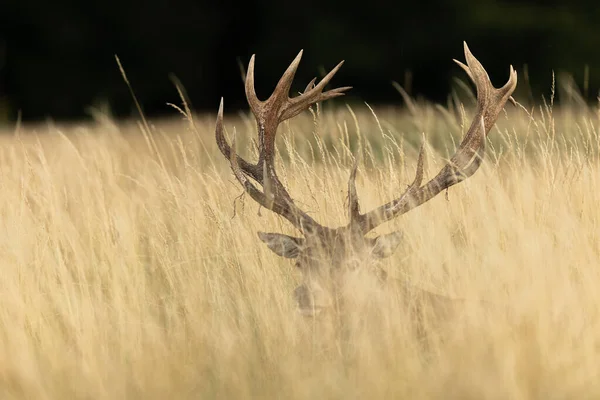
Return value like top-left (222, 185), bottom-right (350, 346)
top-left (0, 97), bottom-right (599, 399)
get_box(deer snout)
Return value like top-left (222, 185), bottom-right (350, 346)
top-left (293, 284), bottom-right (334, 316)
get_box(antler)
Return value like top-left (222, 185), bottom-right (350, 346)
top-left (349, 42), bottom-right (518, 233)
top-left (216, 50), bottom-right (351, 234)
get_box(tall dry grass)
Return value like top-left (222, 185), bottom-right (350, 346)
top-left (0, 87), bottom-right (599, 399)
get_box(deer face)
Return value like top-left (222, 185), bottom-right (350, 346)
top-left (258, 229), bottom-right (403, 315)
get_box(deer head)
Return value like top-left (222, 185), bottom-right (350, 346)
top-left (216, 43), bottom-right (517, 316)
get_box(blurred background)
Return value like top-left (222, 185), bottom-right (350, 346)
top-left (1, 0), bottom-right (599, 123)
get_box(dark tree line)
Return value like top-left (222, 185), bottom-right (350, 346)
top-left (1, 0), bottom-right (600, 122)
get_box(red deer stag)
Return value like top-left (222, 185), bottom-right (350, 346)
top-left (215, 42), bottom-right (517, 321)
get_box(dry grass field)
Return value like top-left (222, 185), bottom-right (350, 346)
top-left (0, 87), bottom-right (599, 399)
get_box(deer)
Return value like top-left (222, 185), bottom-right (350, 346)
top-left (215, 42), bottom-right (517, 329)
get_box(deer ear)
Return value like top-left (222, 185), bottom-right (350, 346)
top-left (257, 232), bottom-right (304, 259)
top-left (370, 231), bottom-right (403, 259)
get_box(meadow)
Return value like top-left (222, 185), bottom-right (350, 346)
top-left (0, 81), bottom-right (599, 399)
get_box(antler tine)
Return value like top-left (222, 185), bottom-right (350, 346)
top-left (303, 77), bottom-right (317, 94)
top-left (347, 157), bottom-right (361, 224)
top-left (453, 59), bottom-right (473, 82)
top-left (353, 42), bottom-right (517, 233)
top-left (271, 50), bottom-right (304, 105)
top-left (454, 48), bottom-right (518, 108)
top-left (311, 60), bottom-right (347, 93)
top-left (245, 55), bottom-right (262, 116)
top-left (215, 98), bottom-right (262, 182)
top-left (410, 140), bottom-right (427, 189)
top-left (347, 140), bottom-right (425, 226)
top-left (281, 60), bottom-right (352, 121)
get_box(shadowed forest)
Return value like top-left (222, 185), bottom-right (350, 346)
top-left (2, 0), bottom-right (600, 121)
